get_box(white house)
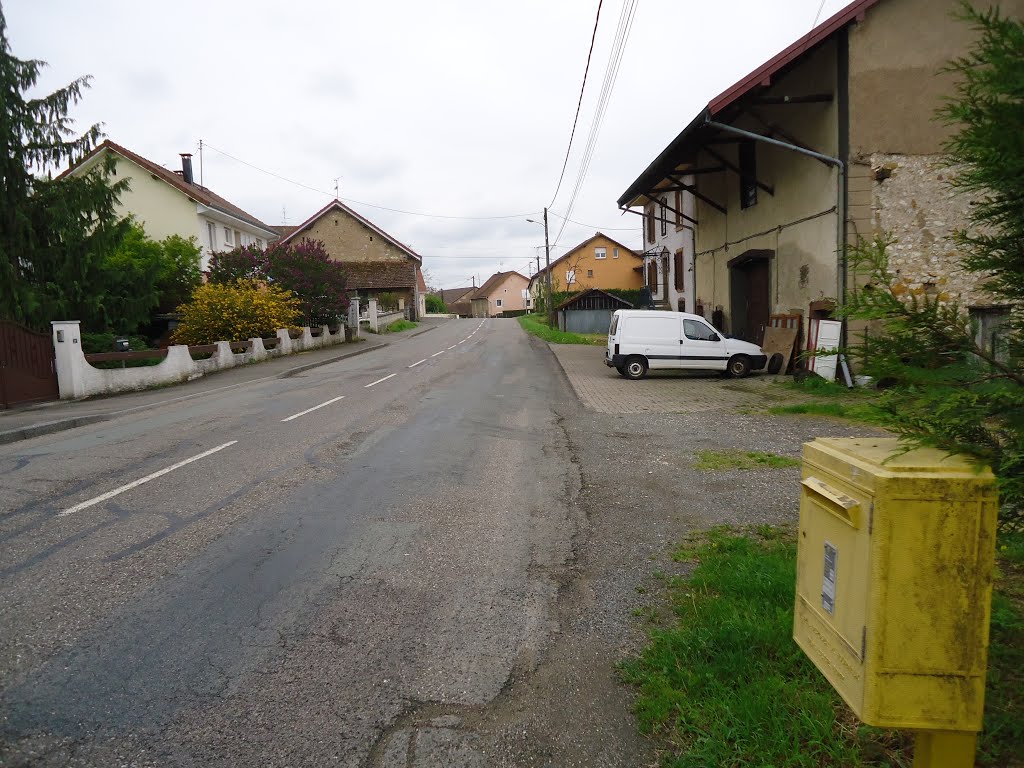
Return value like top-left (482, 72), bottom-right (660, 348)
top-left (632, 176), bottom-right (697, 314)
top-left (61, 140), bottom-right (277, 270)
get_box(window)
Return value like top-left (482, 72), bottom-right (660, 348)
top-left (675, 190), bottom-right (682, 228)
top-left (740, 141), bottom-right (758, 209)
top-left (674, 250), bottom-right (685, 291)
top-left (207, 221), bottom-right (216, 250)
top-left (255, 239), bottom-right (263, 248)
top-left (224, 227), bottom-right (233, 245)
top-left (646, 204), bottom-right (655, 243)
top-left (594, 247), bottom-right (607, 260)
top-left (647, 261), bottom-right (657, 294)
top-left (234, 229), bottom-right (241, 245)
top-left (613, 248), bottom-right (619, 259)
top-left (566, 269), bottom-right (576, 285)
top-left (970, 306), bottom-right (1011, 359)
top-left (587, 269), bottom-right (594, 278)
top-left (496, 298), bottom-right (503, 307)
top-left (660, 199), bottom-right (668, 236)
top-left (683, 319), bottom-right (719, 342)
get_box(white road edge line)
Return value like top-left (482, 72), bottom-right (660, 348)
top-left (60, 441), bottom-right (239, 517)
top-left (447, 345), bottom-right (457, 350)
top-left (365, 373), bottom-right (398, 388)
top-left (458, 339), bottom-right (467, 344)
top-left (281, 395), bottom-right (345, 423)
top-left (408, 359), bottom-right (427, 368)
top-left (430, 351), bottom-right (445, 357)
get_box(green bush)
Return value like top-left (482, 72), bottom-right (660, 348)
top-left (80, 331), bottom-right (151, 354)
top-left (425, 294), bottom-right (447, 313)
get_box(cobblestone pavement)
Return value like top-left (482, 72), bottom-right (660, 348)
top-left (548, 343), bottom-right (810, 414)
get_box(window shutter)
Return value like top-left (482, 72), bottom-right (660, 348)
top-left (674, 250), bottom-right (685, 291)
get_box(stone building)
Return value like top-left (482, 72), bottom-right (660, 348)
top-left (617, 0), bottom-right (1021, 349)
top-left (279, 199), bottom-right (422, 319)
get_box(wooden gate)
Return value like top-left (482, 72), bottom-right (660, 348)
top-left (0, 321), bottom-right (59, 409)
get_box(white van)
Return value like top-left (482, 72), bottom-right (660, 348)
top-left (605, 309), bottom-right (767, 379)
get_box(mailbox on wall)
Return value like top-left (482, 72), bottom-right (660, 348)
top-left (794, 437), bottom-right (998, 733)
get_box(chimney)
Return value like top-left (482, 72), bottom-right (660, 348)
top-left (180, 153), bottom-right (194, 185)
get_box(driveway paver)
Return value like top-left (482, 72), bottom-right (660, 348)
top-left (548, 343), bottom-right (805, 414)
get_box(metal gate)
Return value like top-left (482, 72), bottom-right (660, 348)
top-left (0, 321), bottom-right (59, 409)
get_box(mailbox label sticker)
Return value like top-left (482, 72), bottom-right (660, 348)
top-left (822, 542), bottom-right (838, 615)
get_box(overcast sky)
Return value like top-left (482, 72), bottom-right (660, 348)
top-left (8, 0), bottom-right (852, 290)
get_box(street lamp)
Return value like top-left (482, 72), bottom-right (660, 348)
top-left (526, 208), bottom-right (553, 326)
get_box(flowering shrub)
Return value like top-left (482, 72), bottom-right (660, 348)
top-left (172, 280), bottom-right (301, 345)
top-left (207, 239), bottom-right (349, 325)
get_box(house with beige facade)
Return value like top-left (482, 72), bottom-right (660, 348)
top-left (617, 0), bottom-right (1019, 350)
top-left (61, 140), bottom-right (277, 271)
top-left (279, 200), bottom-right (423, 320)
top-left (469, 271), bottom-right (529, 318)
top-left (528, 233), bottom-right (643, 308)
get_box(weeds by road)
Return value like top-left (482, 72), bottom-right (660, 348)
top-left (768, 377), bottom-right (888, 427)
top-left (693, 449), bottom-right (800, 471)
top-left (623, 526), bottom-right (1023, 767)
top-left (517, 314), bottom-right (605, 346)
top-left (385, 319), bottom-right (417, 333)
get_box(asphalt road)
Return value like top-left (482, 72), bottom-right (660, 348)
top-left (1, 318), bottom-right (874, 767)
top-left (0, 319), bottom-right (595, 767)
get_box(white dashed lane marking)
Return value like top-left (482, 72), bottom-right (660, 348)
top-left (60, 441), bottom-right (238, 517)
top-left (365, 373), bottom-right (398, 388)
top-left (281, 395), bottom-right (345, 422)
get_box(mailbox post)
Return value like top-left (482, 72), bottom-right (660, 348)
top-left (794, 438), bottom-right (999, 767)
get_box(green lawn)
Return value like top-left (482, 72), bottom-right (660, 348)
top-left (767, 377), bottom-right (889, 427)
top-left (622, 526), bottom-right (1023, 767)
top-left (385, 319), bottom-right (418, 333)
top-left (517, 314), bottom-right (606, 346)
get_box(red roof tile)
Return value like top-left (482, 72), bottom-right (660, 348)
top-left (342, 261), bottom-right (416, 290)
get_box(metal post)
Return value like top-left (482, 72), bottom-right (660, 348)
top-left (912, 731), bottom-right (977, 768)
top-left (544, 207), bottom-right (553, 327)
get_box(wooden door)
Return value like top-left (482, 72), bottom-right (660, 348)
top-left (744, 259), bottom-right (770, 345)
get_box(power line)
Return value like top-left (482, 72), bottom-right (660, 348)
top-left (202, 142), bottom-right (536, 222)
top-left (547, 0), bottom-right (604, 210)
top-left (552, 0), bottom-right (639, 248)
top-left (547, 210), bottom-right (638, 232)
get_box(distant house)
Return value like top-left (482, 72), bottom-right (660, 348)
top-left (528, 233), bottom-right (642, 309)
top-left (438, 287), bottom-right (476, 317)
top-left (279, 199), bottom-right (423, 320)
top-left (416, 268), bottom-right (428, 318)
top-left (60, 140), bottom-right (277, 271)
top-left (469, 272), bottom-right (529, 318)
top-left (617, 0), bottom-right (1018, 346)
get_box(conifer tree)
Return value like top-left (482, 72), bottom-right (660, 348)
top-left (0, 5), bottom-right (128, 327)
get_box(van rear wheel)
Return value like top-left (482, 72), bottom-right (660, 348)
top-left (623, 356), bottom-right (648, 380)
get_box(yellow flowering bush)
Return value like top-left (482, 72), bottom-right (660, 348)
top-left (172, 280), bottom-right (301, 345)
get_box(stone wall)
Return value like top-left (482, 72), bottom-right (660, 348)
top-left (849, 153), bottom-right (993, 307)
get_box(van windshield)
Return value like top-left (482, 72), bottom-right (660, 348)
top-left (609, 315), bottom-right (619, 335)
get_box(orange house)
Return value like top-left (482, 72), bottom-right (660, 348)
top-left (528, 233), bottom-right (642, 306)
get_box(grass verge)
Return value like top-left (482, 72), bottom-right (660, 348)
top-left (517, 314), bottom-right (605, 346)
top-left (622, 526), bottom-right (1023, 767)
top-left (767, 377), bottom-right (888, 427)
top-left (694, 449), bottom-right (801, 471)
top-left (385, 319), bottom-right (418, 333)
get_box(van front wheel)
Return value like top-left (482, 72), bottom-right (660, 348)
top-left (727, 355), bottom-right (751, 378)
top-left (623, 356), bottom-right (648, 380)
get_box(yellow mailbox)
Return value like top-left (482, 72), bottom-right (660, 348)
top-left (794, 438), bottom-right (998, 739)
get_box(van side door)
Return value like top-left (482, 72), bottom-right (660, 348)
top-left (626, 316), bottom-right (681, 370)
top-left (680, 318), bottom-right (729, 371)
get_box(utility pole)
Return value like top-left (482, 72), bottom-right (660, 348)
top-left (543, 207), bottom-right (553, 327)
top-left (198, 139), bottom-right (204, 187)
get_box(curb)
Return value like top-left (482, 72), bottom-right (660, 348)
top-left (0, 414), bottom-right (111, 446)
top-left (0, 340), bottom-right (391, 445)
top-left (278, 340), bottom-right (388, 378)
